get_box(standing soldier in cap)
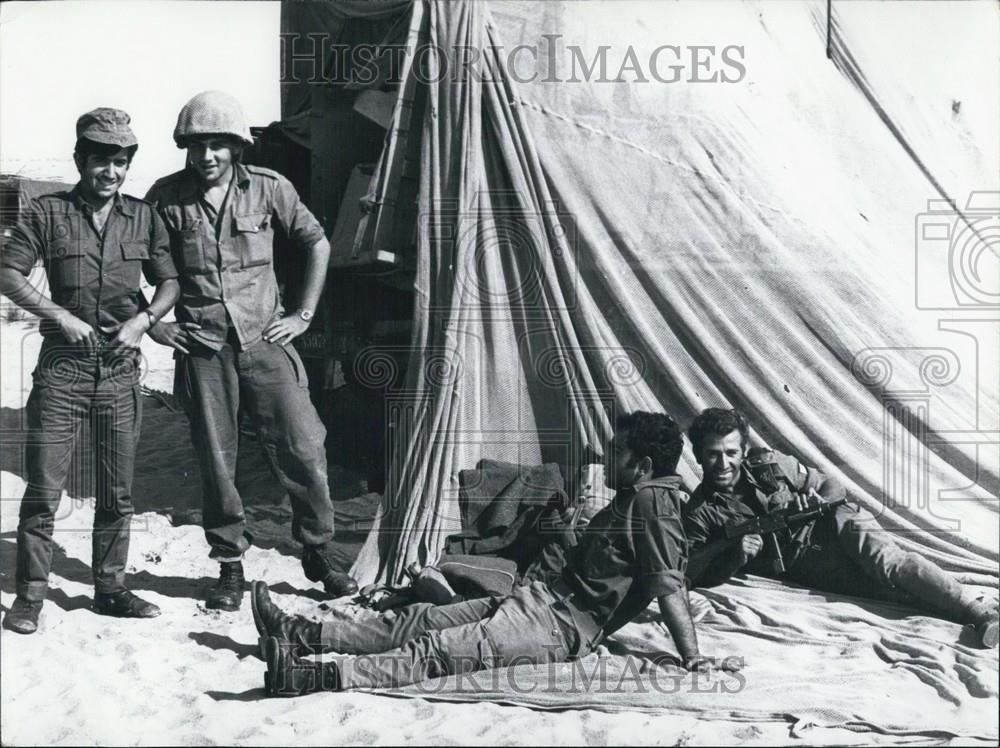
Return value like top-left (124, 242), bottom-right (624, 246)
top-left (0, 108), bottom-right (180, 634)
top-left (144, 91), bottom-right (357, 610)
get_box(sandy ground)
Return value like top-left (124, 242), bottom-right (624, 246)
top-left (0, 318), bottom-right (987, 746)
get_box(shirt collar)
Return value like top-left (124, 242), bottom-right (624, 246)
top-left (70, 185), bottom-right (133, 217)
top-left (631, 475), bottom-right (684, 491)
top-left (180, 162), bottom-right (251, 200)
top-left (694, 479), bottom-right (751, 510)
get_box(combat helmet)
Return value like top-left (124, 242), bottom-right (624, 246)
top-left (173, 91), bottom-right (254, 148)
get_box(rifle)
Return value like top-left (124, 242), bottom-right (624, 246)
top-left (723, 498), bottom-right (850, 574)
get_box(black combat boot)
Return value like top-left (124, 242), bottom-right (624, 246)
top-left (251, 581), bottom-right (324, 654)
top-left (207, 561), bottom-right (246, 611)
top-left (260, 636), bottom-right (342, 697)
top-left (302, 545), bottom-right (358, 598)
top-left (94, 589), bottom-right (161, 618)
top-left (412, 566), bottom-right (457, 605)
top-left (3, 597), bottom-right (43, 634)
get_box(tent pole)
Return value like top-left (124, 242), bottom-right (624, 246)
top-left (826, 0), bottom-right (833, 59)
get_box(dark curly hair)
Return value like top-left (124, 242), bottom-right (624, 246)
top-left (615, 410), bottom-right (683, 477)
top-left (688, 407), bottom-right (749, 457)
top-left (74, 137), bottom-right (137, 164)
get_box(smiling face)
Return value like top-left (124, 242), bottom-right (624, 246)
top-left (186, 136), bottom-right (240, 187)
top-left (74, 149), bottom-right (130, 203)
top-left (697, 429), bottom-right (745, 491)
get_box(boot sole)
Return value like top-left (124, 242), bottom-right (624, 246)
top-left (2, 619), bottom-right (38, 634)
top-left (259, 636), bottom-right (274, 695)
top-left (205, 592), bottom-right (243, 612)
top-left (93, 607), bottom-right (162, 619)
top-left (205, 602), bottom-right (242, 612)
top-left (979, 621), bottom-right (999, 649)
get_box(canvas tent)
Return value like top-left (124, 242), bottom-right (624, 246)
top-left (276, 0), bottom-right (999, 589)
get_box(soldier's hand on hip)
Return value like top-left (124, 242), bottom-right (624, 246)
top-left (263, 314), bottom-right (309, 346)
top-left (739, 533), bottom-right (763, 562)
top-left (56, 312), bottom-right (97, 352)
top-left (148, 321), bottom-right (200, 354)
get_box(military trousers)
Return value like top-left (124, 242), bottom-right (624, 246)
top-left (174, 335), bottom-right (335, 559)
top-left (787, 506), bottom-right (973, 619)
top-left (16, 338), bottom-right (142, 601)
top-left (320, 581), bottom-right (592, 689)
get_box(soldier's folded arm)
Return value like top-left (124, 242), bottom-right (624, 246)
top-left (682, 506), bottom-right (749, 588)
top-left (687, 539), bottom-right (751, 588)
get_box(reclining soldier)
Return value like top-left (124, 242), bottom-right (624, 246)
top-left (683, 407), bottom-right (998, 648)
top-left (252, 411), bottom-right (739, 695)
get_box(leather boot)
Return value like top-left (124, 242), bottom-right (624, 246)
top-left (261, 636), bottom-right (342, 697)
top-left (251, 581), bottom-right (324, 654)
top-left (3, 597), bottom-right (43, 635)
top-left (207, 561), bottom-right (246, 611)
top-left (94, 589), bottom-right (161, 618)
top-left (302, 545), bottom-right (358, 598)
top-left (412, 566), bottom-right (457, 605)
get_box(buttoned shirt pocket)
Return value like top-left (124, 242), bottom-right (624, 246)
top-left (48, 241), bottom-right (87, 290)
top-left (233, 212), bottom-right (272, 268)
top-left (179, 226), bottom-right (208, 274)
top-left (120, 239), bottom-right (149, 290)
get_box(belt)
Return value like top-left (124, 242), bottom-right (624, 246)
top-left (547, 576), bottom-right (604, 649)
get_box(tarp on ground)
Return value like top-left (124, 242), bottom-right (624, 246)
top-left (339, 0), bottom-right (998, 585)
top-left (373, 575), bottom-right (999, 740)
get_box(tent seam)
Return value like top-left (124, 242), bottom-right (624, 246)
top-left (512, 97), bottom-right (809, 227)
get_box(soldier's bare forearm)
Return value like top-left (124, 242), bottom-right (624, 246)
top-left (657, 588), bottom-right (700, 661)
top-left (145, 279), bottom-right (180, 323)
top-left (298, 237), bottom-right (331, 313)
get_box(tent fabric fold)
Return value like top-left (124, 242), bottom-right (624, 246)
top-left (349, 0), bottom-right (998, 586)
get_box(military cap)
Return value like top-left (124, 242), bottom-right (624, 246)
top-left (75, 107), bottom-right (138, 149)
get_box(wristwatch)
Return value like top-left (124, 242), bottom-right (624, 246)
top-left (297, 309), bottom-right (314, 323)
top-left (143, 309), bottom-right (157, 328)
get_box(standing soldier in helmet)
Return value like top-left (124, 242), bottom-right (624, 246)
top-left (145, 91), bottom-right (357, 610)
top-left (1, 108), bottom-right (180, 634)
